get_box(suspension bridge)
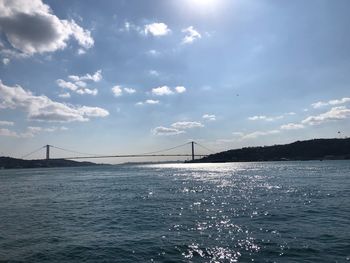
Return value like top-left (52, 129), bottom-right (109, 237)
top-left (21, 141), bottom-right (215, 162)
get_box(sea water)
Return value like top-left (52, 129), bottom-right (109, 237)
top-left (0, 161), bottom-right (349, 262)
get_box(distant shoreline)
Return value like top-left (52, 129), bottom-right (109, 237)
top-left (0, 157), bottom-right (102, 170)
top-left (190, 138), bottom-right (350, 163)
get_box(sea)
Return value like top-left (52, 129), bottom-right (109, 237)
top-left (0, 161), bottom-right (349, 262)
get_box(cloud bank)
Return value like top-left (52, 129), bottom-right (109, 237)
top-left (311, 97), bottom-right (350, 109)
top-left (302, 106), bottom-right (350, 125)
top-left (0, 80), bottom-right (108, 122)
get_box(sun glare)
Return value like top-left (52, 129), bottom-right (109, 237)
top-left (191, 0), bottom-right (218, 7)
top-left (188, 0), bottom-right (225, 13)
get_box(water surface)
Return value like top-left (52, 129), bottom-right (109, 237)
top-left (0, 161), bottom-right (349, 262)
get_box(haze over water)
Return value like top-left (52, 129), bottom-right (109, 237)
top-left (0, 161), bottom-right (349, 262)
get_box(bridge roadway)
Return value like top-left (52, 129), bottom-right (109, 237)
top-left (53, 154), bottom-right (208, 160)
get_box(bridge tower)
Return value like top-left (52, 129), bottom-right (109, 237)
top-left (191, 141), bottom-right (195, 161)
top-left (46, 145), bottom-right (50, 160)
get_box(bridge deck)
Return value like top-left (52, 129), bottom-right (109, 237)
top-left (55, 154), bottom-right (208, 160)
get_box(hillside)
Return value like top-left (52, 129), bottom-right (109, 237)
top-left (0, 157), bottom-right (100, 169)
top-left (193, 138), bottom-right (350, 163)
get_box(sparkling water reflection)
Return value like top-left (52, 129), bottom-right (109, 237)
top-left (0, 161), bottom-right (349, 262)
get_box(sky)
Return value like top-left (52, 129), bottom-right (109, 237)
top-left (0, 0), bottom-right (350, 162)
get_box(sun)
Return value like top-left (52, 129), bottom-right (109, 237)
top-left (191, 0), bottom-right (218, 7)
top-left (177, 0), bottom-right (224, 14)
top-left (188, 0), bottom-right (224, 12)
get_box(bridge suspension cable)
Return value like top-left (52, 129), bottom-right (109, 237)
top-left (194, 142), bottom-right (216, 154)
top-left (50, 145), bottom-right (101, 157)
top-left (139, 142), bottom-right (191, 155)
top-left (21, 146), bottom-right (45, 159)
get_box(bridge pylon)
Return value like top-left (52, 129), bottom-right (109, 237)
top-left (191, 141), bottom-right (195, 161)
top-left (46, 145), bottom-right (50, 160)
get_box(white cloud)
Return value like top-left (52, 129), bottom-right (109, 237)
top-left (248, 111), bottom-right (297, 121)
top-left (248, 115), bottom-right (283, 121)
top-left (0, 47), bottom-right (30, 59)
top-left (232, 130), bottom-right (280, 140)
top-left (302, 106), bottom-right (350, 125)
top-left (119, 21), bottom-right (142, 34)
top-left (57, 79), bottom-right (97, 96)
top-left (68, 70), bottom-right (102, 82)
top-left (311, 101), bottom-right (328, 108)
top-left (182, 26), bottom-right (201, 44)
top-left (112, 86), bottom-right (136, 96)
top-left (57, 70), bottom-right (101, 96)
top-left (311, 101), bottom-right (328, 109)
top-left (175, 86), bottom-right (186, 93)
top-left (57, 79), bottom-right (78, 91)
top-left (0, 120), bottom-right (14, 126)
top-left (0, 128), bottom-right (17, 137)
top-left (58, 92), bottom-right (71, 98)
top-left (171, 121), bottom-right (204, 129)
top-left (153, 120), bottom-right (203, 136)
top-left (311, 97), bottom-right (350, 108)
top-left (75, 88), bottom-right (98, 96)
top-left (242, 130), bottom-right (280, 140)
top-left (77, 48), bottom-right (86, 55)
top-left (2, 125), bottom-right (69, 138)
top-left (2, 58), bottom-right (10, 65)
top-left (78, 106), bottom-right (109, 117)
top-left (123, 21), bottom-right (131, 32)
top-left (248, 115), bottom-right (266, 121)
top-left (112, 86), bottom-right (122, 97)
top-left (20, 126), bottom-right (42, 138)
top-left (152, 126), bottom-right (184, 136)
top-left (202, 114), bottom-right (216, 121)
top-left (144, 22), bottom-right (170, 36)
top-left (0, 80), bottom-right (109, 122)
top-left (280, 123), bottom-right (304, 130)
top-left (135, 99), bottom-right (160, 106)
top-left (152, 85), bottom-right (174, 96)
top-left (124, 87), bottom-right (136, 94)
top-left (147, 49), bottom-right (160, 56)
top-left (151, 85), bottom-right (186, 96)
top-left (75, 80), bottom-right (87, 88)
top-left (67, 20), bottom-right (94, 49)
top-left (149, 70), bottom-right (159, 76)
top-left (0, 0), bottom-right (94, 55)
top-left (145, 99), bottom-right (159, 104)
top-left (0, 124), bottom-right (69, 138)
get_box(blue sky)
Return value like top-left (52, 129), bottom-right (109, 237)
top-left (0, 0), bottom-right (349, 161)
